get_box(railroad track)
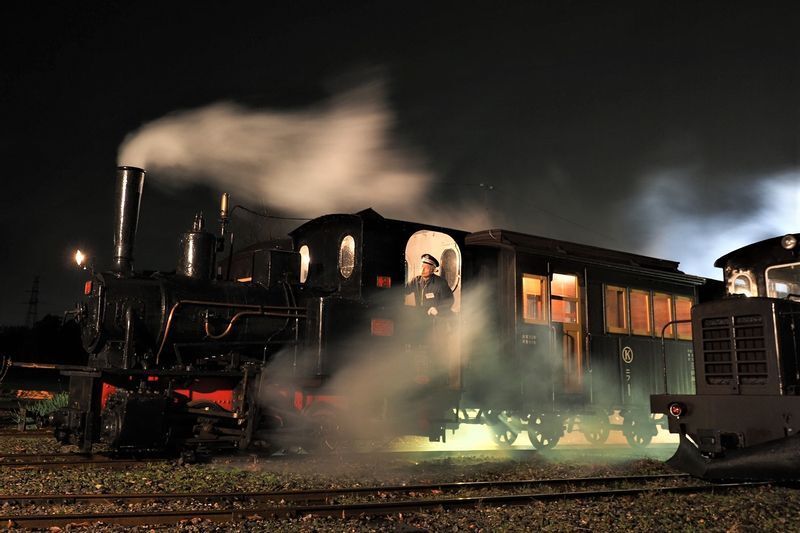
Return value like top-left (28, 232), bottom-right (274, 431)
top-left (0, 427), bottom-right (52, 438)
top-left (0, 452), bottom-right (168, 469)
top-left (0, 474), bottom-right (767, 528)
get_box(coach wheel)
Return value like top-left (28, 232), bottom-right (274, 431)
top-left (483, 410), bottom-right (519, 447)
top-left (623, 414), bottom-right (657, 449)
top-left (580, 415), bottom-right (610, 445)
top-left (526, 414), bottom-right (563, 450)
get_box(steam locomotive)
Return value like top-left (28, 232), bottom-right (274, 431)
top-left (38, 166), bottom-right (715, 455)
top-left (651, 233), bottom-right (800, 480)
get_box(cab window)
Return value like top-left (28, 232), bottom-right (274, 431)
top-left (766, 262), bottom-right (800, 299)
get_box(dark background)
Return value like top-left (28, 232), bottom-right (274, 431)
top-left (1, 2), bottom-right (798, 326)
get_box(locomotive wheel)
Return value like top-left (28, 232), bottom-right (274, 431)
top-left (623, 414), bottom-right (657, 449)
top-left (580, 415), bottom-right (610, 445)
top-left (483, 410), bottom-right (518, 447)
top-left (526, 414), bottom-right (563, 450)
top-left (492, 426), bottom-right (518, 447)
top-left (304, 405), bottom-right (347, 453)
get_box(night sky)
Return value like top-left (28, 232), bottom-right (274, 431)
top-left (1, 2), bottom-right (798, 326)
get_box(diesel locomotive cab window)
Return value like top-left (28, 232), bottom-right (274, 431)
top-left (604, 285), bottom-right (628, 334)
top-left (675, 296), bottom-right (693, 340)
top-left (731, 272), bottom-right (757, 297)
top-left (765, 262), bottom-right (800, 299)
top-left (630, 289), bottom-right (652, 336)
top-left (299, 245), bottom-right (310, 283)
top-left (522, 274), bottom-right (548, 324)
top-left (653, 292), bottom-right (674, 338)
top-left (338, 235), bottom-right (355, 279)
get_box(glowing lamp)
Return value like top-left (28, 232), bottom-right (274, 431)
top-left (781, 234), bottom-right (797, 250)
top-left (668, 402), bottom-right (685, 418)
top-left (74, 249), bottom-right (88, 268)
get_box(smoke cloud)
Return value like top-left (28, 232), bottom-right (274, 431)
top-left (634, 169), bottom-right (800, 278)
top-left (118, 82), bottom-right (432, 219)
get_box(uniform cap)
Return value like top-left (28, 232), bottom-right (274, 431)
top-left (421, 254), bottom-right (439, 268)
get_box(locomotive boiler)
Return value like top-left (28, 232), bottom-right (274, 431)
top-left (56, 167), bottom-right (306, 453)
top-left (651, 233), bottom-right (800, 480)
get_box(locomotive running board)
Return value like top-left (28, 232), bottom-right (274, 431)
top-left (669, 433), bottom-right (800, 481)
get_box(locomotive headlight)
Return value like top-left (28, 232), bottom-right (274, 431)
top-left (781, 234), bottom-right (797, 250)
top-left (668, 402), bottom-right (686, 418)
top-left (75, 249), bottom-right (87, 268)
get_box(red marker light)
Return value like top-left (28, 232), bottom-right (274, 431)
top-left (668, 402), bottom-right (685, 418)
top-left (84, 280), bottom-right (93, 295)
top-left (376, 276), bottom-right (392, 288)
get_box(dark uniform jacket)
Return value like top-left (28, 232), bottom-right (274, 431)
top-left (406, 274), bottom-right (454, 313)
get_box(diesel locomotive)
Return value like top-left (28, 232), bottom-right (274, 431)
top-left (23, 166), bottom-right (715, 455)
top-left (651, 233), bottom-right (800, 480)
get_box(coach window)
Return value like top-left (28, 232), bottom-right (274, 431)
top-left (522, 274), bottom-right (548, 324)
top-left (675, 296), bottom-right (693, 340)
top-left (338, 235), bottom-right (356, 279)
top-left (299, 245), bottom-right (310, 283)
top-left (604, 285), bottom-right (628, 334)
top-left (551, 273), bottom-right (578, 323)
top-left (653, 292), bottom-right (674, 338)
top-left (630, 289), bottom-right (652, 336)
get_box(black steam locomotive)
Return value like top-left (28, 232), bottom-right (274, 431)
top-left (41, 166), bottom-right (713, 455)
top-left (651, 233), bottom-right (800, 480)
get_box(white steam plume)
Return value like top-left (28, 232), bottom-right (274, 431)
top-left (635, 169), bottom-right (800, 278)
top-left (118, 82), bottom-right (431, 218)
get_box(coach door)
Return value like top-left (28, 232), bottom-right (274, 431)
top-left (551, 273), bottom-right (584, 394)
top-left (405, 230), bottom-right (462, 388)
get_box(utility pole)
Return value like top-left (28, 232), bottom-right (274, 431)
top-left (24, 276), bottom-right (40, 328)
top-left (479, 183), bottom-right (495, 221)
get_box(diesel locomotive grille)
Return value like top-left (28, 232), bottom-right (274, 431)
top-left (701, 314), bottom-right (767, 386)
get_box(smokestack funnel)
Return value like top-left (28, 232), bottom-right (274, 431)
top-left (112, 166), bottom-right (145, 274)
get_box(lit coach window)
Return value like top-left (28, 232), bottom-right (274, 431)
top-left (339, 235), bottom-right (355, 279)
top-left (299, 245), bottom-right (310, 283)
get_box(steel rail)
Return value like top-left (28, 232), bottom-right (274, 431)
top-left (0, 428), bottom-right (51, 438)
top-left (0, 481), bottom-right (766, 528)
top-left (0, 473), bottom-right (692, 506)
top-left (0, 453), bottom-right (168, 469)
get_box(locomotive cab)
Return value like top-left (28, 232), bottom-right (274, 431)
top-left (651, 233), bottom-right (800, 479)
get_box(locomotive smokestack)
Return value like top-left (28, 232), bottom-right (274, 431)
top-left (112, 166), bottom-right (145, 274)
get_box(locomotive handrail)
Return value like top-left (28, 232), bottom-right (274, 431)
top-left (155, 299), bottom-right (306, 364)
top-left (204, 308), bottom-right (307, 340)
top-left (660, 319), bottom-right (692, 394)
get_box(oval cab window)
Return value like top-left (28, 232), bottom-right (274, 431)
top-left (338, 235), bottom-right (355, 279)
top-left (299, 244), bottom-right (310, 283)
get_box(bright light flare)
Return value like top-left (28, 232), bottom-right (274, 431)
top-left (75, 249), bottom-right (86, 267)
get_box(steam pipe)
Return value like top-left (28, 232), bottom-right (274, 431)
top-left (112, 166), bottom-right (146, 274)
top-left (155, 299), bottom-right (307, 364)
